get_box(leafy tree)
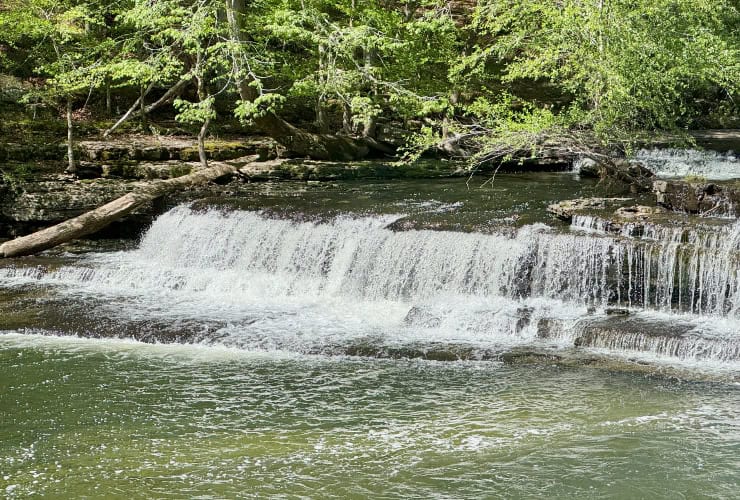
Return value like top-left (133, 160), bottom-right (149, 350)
top-left (460, 0), bottom-right (739, 156)
top-left (0, 0), bottom-right (119, 173)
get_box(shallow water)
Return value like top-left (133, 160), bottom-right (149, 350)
top-left (2, 173), bottom-right (740, 497)
top-left (1, 333), bottom-right (739, 499)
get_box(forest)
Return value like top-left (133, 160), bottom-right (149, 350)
top-left (1, 0), bottom-right (738, 170)
top-left (2, 3), bottom-right (740, 496)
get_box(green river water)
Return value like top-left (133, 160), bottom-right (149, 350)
top-left (1, 174), bottom-right (739, 498)
top-left (2, 334), bottom-right (739, 499)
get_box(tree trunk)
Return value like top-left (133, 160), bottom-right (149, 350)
top-left (66, 98), bottom-right (76, 175)
top-left (342, 102), bottom-right (353, 134)
top-left (224, 0), bottom-right (392, 160)
top-left (197, 118), bottom-right (210, 168)
top-left (103, 81), bottom-right (155, 138)
top-left (315, 97), bottom-right (329, 134)
top-left (315, 42), bottom-right (329, 134)
top-left (145, 77), bottom-right (190, 114)
top-left (0, 157), bottom-right (286, 259)
top-left (139, 84), bottom-right (148, 132)
top-left (105, 79), bottom-right (112, 115)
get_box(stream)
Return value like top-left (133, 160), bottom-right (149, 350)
top-left (1, 164), bottom-right (739, 497)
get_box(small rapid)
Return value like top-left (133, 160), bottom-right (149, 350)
top-left (635, 148), bottom-right (739, 179)
top-left (1, 205), bottom-right (739, 369)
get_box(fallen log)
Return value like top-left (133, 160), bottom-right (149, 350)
top-left (0, 156), bottom-right (282, 258)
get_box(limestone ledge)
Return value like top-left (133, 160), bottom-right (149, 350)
top-left (654, 179), bottom-right (740, 215)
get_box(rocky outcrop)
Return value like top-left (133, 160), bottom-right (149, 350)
top-left (78, 136), bottom-right (278, 163)
top-left (238, 158), bottom-right (467, 181)
top-left (654, 180), bottom-right (740, 215)
top-left (547, 197), bottom-right (633, 221)
top-left (0, 157), bottom-right (472, 238)
top-left (613, 205), bottom-right (667, 219)
top-left (0, 178), bottom-right (152, 237)
top-left (0, 136), bottom-right (279, 164)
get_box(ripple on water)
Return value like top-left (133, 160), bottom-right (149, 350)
top-left (1, 333), bottom-right (739, 498)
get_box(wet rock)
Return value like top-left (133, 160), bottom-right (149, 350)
top-left (576, 157), bottom-right (600, 177)
top-left (572, 316), bottom-right (740, 363)
top-left (0, 178), bottom-right (163, 237)
top-left (515, 306), bottom-right (534, 333)
top-left (547, 197), bottom-right (632, 221)
top-left (654, 179), bottom-right (740, 215)
top-left (500, 350), bottom-right (563, 365)
top-left (613, 205), bottom-right (666, 219)
top-left (403, 306), bottom-right (442, 328)
top-left (605, 308), bottom-right (630, 316)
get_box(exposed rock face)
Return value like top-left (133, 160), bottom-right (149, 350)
top-left (0, 178), bottom-right (151, 237)
top-left (0, 136), bottom-right (279, 164)
top-left (547, 197), bottom-right (633, 221)
top-left (613, 205), bottom-right (666, 219)
top-left (79, 136), bottom-right (277, 163)
top-left (238, 158), bottom-right (466, 181)
top-left (0, 142), bottom-right (68, 162)
top-left (0, 157), bottom-right (471, 238)
top-left (654, 180), bottom-right (740, 215)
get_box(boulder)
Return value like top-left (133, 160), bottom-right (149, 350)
top-left (654, 180), bottom-right (740, 215)
top-left (613, 205), bottom-right (666, 219)
top-left (575, 157), bottom-right (600, 177)
top-left (547, 197), bottom-right (632, 221)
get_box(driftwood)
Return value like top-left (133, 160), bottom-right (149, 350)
top-left (0, 156), bottom-right (284, 258)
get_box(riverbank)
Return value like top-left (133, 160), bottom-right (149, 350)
top-left (2, 129), bottom-right (739, 240)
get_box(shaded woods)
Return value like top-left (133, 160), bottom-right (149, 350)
top-left (1, 0), bottom-right (736, 165)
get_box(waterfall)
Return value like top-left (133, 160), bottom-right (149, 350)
top-left (1, 205), bottom-right (739, 365)
top-left (635, 148), bottom-right (739, 179)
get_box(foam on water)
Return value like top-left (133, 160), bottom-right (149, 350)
top-left (1, 205), bottom-right (739, 368)
top-left (635, 148), bottom-right (740, 180)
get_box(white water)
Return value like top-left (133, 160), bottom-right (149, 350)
top-left (635, 148), bottom-right (739, 180)
top-left (1, 206), bottom-right (739, 368)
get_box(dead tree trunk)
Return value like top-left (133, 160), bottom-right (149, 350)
top-left (139, 84), bottom-right (148, 132)
top-left (103, 81), bottom-right (155, 138)
top-left (0, 157), bottom-right (283, 259)
top-left (102, 78), bottom-right (191, 138)
top-left (65, 98), bottom-right (76, 175)
top-left (144, 77), bottom-right (190, 115)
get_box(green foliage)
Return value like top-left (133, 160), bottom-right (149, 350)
top-left (174, 97), bottom-right (216, 125)
top-left (0, 0), bottom-right (736, 158)
top-left (470, 0), bottom-right (739, 140)
top-left (234, 94), bottom-right (287, 123)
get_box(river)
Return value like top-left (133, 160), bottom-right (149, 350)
top-left (1, 168), bottom-right (739, 497)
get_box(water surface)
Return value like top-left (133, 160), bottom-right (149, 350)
top-left (2, 334), bottom-right (739, 498)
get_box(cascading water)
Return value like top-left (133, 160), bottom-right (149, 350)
top-left (634, 148), bottom-right (739, 179)
top-left (2, 204), bottom-right (740, 369)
